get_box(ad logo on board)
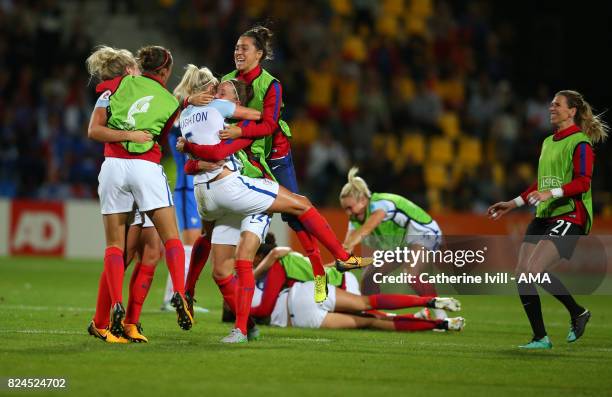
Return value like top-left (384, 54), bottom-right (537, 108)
top-left (10, 201), bottom-right (65, 256)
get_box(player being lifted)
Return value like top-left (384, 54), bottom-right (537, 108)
top-left (174, 64), bottom-right (370, 342)
top-left (215, 25), bottom-right (334, 303)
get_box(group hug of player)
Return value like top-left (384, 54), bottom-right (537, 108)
top-left (86, 25), bottom-right (604, 348)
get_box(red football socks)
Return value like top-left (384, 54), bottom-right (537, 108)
top-left (185, 234), bottom-right (211, 297)
top-left (294, 229), bottom-right (325, 277)
top-left (215, 273), bottom-right (257, 331)
top-left (234, 259), bottom-right (255, 335)
top-left (297, 208), bottom-right (350, 261)
top-left (214, 274), bottom-right (238, 311)
top-left (392, 317), bottom-right (440, 331)
top-left (369, 294), bottom-right (431, 310)
top-left (93, 270), bottom-right (112, 328)
top-left (103, 247), bottom-right (125, 305)
top-left (125, 263), bottom-right (156, 324)
top-left (164, 239), bottom-right (185, 296)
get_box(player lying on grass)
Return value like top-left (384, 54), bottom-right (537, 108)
top-left (247, 234), bottom-right (465, 332)
top-left (174, 66), bottom-right (370, 342)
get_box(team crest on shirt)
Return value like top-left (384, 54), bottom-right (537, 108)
top-left (540, 175), bottom-right (562, 189)
top-left (126, 95), bottom-right (154, 128)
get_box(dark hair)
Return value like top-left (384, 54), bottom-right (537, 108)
top-left (136, 45), bottom-right (173, 74)
top-left (241, 26), bottom-right (274, 61)
top-left (227, 79), bottom-right (254, 105)
top-left (256, 233), bottom-right (277, 257)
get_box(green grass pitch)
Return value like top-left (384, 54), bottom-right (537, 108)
top-left (1, 257), bottom-right (611, 397)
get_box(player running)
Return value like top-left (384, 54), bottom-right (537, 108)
top-left (86, 45), bottom-right (193, 339)
top-left (339, 167), bottom-right (447, 320)
top-left (488, 90), bottom-right (607, 349)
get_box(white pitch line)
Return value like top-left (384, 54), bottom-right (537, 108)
top-left (0, 304), bottom-right (93, 312)
top-left (277, 337), bottom-right (332, 343)
top-left (0, 304), bottom-right (203, 315)
top-left (0, 329), bottom-right (81, 335)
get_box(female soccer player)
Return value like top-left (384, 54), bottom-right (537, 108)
top-left (250, 234), bottom-right (464, 332)
top-left (160, 123), bottom-right (209, 314)
top-left (339, 167), bottom-right (447, 320)
top-left (218, 26), bottom-right (332, 303)
top-left (488, 90), bottom-right (607, 349)
top-left (174, 66), bottom-right (368, 342)
top-left (87, 45), bottom-right (192, 338)
top-left (85, 47), bottom-right (163, 343)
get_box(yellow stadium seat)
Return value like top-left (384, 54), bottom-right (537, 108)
top-left (289, 116), bottom-right (319, 146)
top-left (401, 133), bottom-right (425, 164)
top-left (330, 0), bottom-right (352, 16)
top-left (403, 14), bottom-right (427, 36)
top-left (383, 0), bottom-right (405, 16)
top-left (373, 135), bottom-right (387, 153)
top-left (409, 0), bottom-right (433, 17)
top-left (398, 76), bottom-right (416, 101)
top-left (492, 162), bottom-right (505, 186)
top-left (376, 15), bottom-right (399, 37)
top-left (517, 163), bottom-right (535, 182)
top-left (424, 164), bottom-right (448, 190)
top-left (439, 112), bottom-right (461, 139)
top-left (449, 163), bottom-right (466, 188)
top-left (457, 137), bottom-right (482, 167)
top-left (427, 188), bottom-right (443, 213)
top-left (437, 79), bottom-right (465, 107)
top-left (342, 35), bottom-right (368, 62)
top-left (384, 134), bottom-right (399, 162)
top-left (428, 136), bottom-right (454, 165)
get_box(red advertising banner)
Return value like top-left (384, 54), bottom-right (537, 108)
top-left (10, 200), bottom-right (65, 256)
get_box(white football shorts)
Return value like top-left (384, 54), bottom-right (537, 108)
top-left (288, 281), bottom-right (337, 329)
top-left (131, 210), bottom-right (154, 228)
top-left (194, 172), bottom-right (279, 222)
top-left (210, 212), bottom-right (271, 246)
top-left (405, 220), bottom-right (442, 251)
top-left (98, 158), bottom-right (173, 215)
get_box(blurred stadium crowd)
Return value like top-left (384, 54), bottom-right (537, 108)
top-left (1, 0), bottom-right (610, 215)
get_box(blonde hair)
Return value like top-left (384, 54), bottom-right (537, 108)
top-left (557, 90), bottom-right (609, 144)
top-left (86, 45), bottom-right (136, 82)
top-left (340, 167), bottom-right (371, 201)
top-left (174, 64), bottom-right (218, 100)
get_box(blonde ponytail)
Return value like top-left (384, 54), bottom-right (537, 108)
top-left (86, 45), bottom-right (136, 82)
top-left (174, 64), bottom-right (218, 100)
top-left (557, 90), bottom-right (609, 144)
top-left (340, 167), bottom-right (371, 201)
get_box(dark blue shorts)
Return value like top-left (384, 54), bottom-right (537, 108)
top-left (269, 152), bottom-right (303, 229)
top-left (269, 151), bottom-right (299, 193)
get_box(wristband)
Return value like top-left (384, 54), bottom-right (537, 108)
top-left (513, 196), bottom-right (525, 208)
top-left (551, 188), bottom-right (563, 198)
